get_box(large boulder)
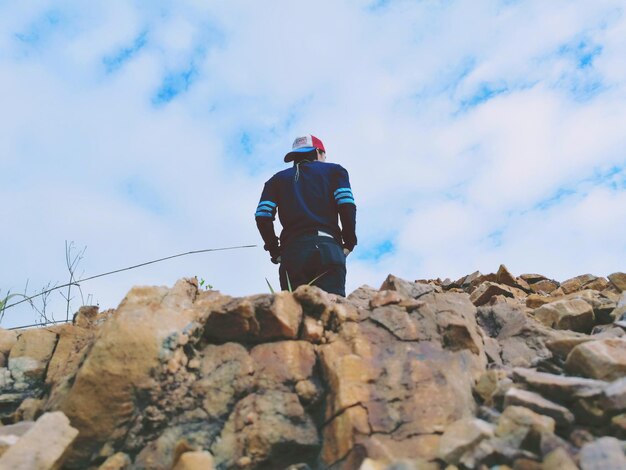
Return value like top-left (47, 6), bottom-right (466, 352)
top-left (50, 279), bottom-right (202, 466)
top-left (0, 411), bottom-right (78, 469)
top-left (565, 338), bottom-right (626, 381)
top-left (533, 298), bottom-right (595, 333)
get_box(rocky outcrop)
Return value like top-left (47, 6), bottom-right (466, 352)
top-left (0, 267), bottom-right (623, 469)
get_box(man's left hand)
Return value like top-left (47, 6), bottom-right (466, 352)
top-left (271, 256), bottom-right (282, 265)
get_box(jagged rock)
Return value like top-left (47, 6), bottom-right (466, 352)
top-left (370, 290), bottom-right (406, 308)
top-left (496, 265), bottom-right (531, 292)
top-left (542, 447), bottom-right (578, 470)
top-left (380, 274), bottom-right (435, 299)
top-left (204, 291), bottom-right (303, 343)
top-left (495, 406), bottom-right (555, 453)
top-left (293, 285), bottom-right (333, 318)
top-left (578, 436), bottom-right (626, 470)
top-left (529, 280), bottom-right (559, 294)
top-left (437, 418), bottom-right (494, 464)
top-left (0, 411), bottom-right (78, 469)
top-left (526, 294), bottom-right (553, 309)
top-left (475, 369), bottom-right (512, 404)
top-left (533, 298), bottom-right (595, 333)
top-left (560, 274), bottom-right (601, 294)
top-left (319, 317), bottom-right (479, 467)
top-left (511, 368), bottom-right (606, 402)
top-left (469, 282), bottom-right (525, 307)
top-left (51, 279), bottom-right (201, 466)
top-left (172, 450), bottom-right (215, 470)
top-left (211, 390), bottom-right (319, 469)
top-left (476, 303), bottom-right (565, 367)
top-left (8, 328), bottom-right (58, 386)
top-left (565, 338), bottom-right (626, 381)
top-left (598, 377), bottom-right (626, 411)
top-left (503, 388), bottom-right (574, 430)
top-left (251, 341), bottom-right (322, 404)
top-left (98, 452), bottom-right (131, 470)
top-left (45, 324), bottom-right (95, 397)
top-left (608, 272), bottom-right (626, 292)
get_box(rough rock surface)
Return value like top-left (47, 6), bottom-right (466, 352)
top-left (0, 267), bottom-right (624, 469)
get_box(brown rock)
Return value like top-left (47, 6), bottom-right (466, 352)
top-left (608, 272), bottom-right (626, 292)
top-left (529, 279), bottom-right (559, 294)
top-left (293, 284), bottom-right (333, 318)
top-left (525, 294), bottom-right (552, 309)
top-left (370, 290), bottom-right (405, 308)
top-left (250, 341), bottom-right (317, 394)
top-left (470, 282), bottom-right (526, 307)
top-left (0, 421), bottom-right (34, 456)
top-left (98, 452), bottom-right (131, 470)
top-left (73, 305), bottom-right (101, 328)
top-left (495, 406), bottom-right (555, 449)
top-left (503, 388), bottom-right (574, 430)
top-left (565, 338), bottom-right (626, 381)
top-left (520, 274), bottom-right (548, 283)
top-left (533, 299), bottom-right (595, 333)
top-left (0, 411), bottom-right (78, 469)
top-left (379, 274), bottom-right (435, 299)
top-left (172, 451), bottom-right (215, 470)
top-left (474, 369), bottom-right (512, 404)
top-left (204, 291), bottom-right (303, 343)
top-left (497, 265), bottom-right (531, 292)
top-left (560, 274), bottom-right (599, 294)
top-left (0, 329), bottom-right (17, 357)
top-left (437, 418), bottom-right (494, 464)
top-left (45, 324), bottom-right (95, 390)
top-left (546, 334), bottom-right (593, 359)
top-left (578, 436), bottom-right (626, 470)
top-left (13, 397), bottom-right (44, 421)
top-left (52, 279), bottom-right (201, 466)
top-left (8, 328), bottom-right (58, 384)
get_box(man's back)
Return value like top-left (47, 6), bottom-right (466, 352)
top-left (255, 135), bottom-right (356, 296)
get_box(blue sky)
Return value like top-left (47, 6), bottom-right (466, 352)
top-left (1, 0), bottom-right (625, 328)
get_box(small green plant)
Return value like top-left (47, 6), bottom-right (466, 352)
top-left (197, 278), bottom-right (213, 290)
top-left (264, 270), bottom-right (329, 294)
top-left (0, 291), bottom-right (22, 322)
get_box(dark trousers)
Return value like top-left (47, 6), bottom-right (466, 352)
top-left (279, 235), bottom-right (347, 296)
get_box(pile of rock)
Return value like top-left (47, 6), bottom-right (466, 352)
top-left (0, 268), bottom-right (623, 469)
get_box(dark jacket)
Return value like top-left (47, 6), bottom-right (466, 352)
top-left (255, 159), bottom-right (357, 259)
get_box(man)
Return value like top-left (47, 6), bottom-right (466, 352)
top-left (255, 135), bottom-right (357, 296)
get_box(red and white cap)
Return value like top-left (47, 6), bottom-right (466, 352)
top-left (284, 134), bottom-right (326, 162)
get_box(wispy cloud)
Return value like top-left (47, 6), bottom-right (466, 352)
top-left (1, 0), bottom-right (625, 328)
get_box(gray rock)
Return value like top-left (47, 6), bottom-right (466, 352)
top-left (379, 274), bottom-right (435, 299)
top-left (503, 388), bottom-right (575, 430)
top-left (579, 436), bottom-right (626, 470)
top-left (512, 367), bottom-right (606, 401)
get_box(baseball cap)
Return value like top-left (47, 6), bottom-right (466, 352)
top-left (284, 135), bottom-right (326, 162)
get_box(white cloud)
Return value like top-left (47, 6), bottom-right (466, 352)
top-left (1, 0), bottom-right (625, 328)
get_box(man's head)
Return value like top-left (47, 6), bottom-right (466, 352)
top-left (284, 135), bottom-right (326, 163)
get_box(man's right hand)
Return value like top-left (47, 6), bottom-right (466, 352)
top-left (271, 256), bottom-right (282, 265)
top-left (343, 248), bottom-right (351, 257)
